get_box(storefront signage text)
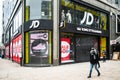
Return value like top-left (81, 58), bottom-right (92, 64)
top-left (77, 27), bottom-right (102, 33)
top-left (29, 20), bottom-right (40, 29)
top-left (81, 11), bottom-right (94, 25)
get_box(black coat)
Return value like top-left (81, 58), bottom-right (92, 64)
top-left (90, 51), bottom-right (99, 64)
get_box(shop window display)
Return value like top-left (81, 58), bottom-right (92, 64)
top-left (74, 3), bottom-right (100, 29)
top-left (61, 0), bottom-right (74, 24)
top-left (61, 0), bottom-right (108, 31)
top-left (29, 31), bottom-right (52, 64)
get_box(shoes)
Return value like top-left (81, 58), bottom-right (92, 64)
top-left (87, 76), bottom-right (91, 78)
top-left (88, 73), bottom-right (100, 78)
top-left (98, 73), bottom-right (100, 76)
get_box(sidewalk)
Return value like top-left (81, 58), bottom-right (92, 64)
top-left (0, 59), bottom-right (120, 80)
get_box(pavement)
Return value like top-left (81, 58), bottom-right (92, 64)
top-left (0, 58), bottom-right (120, 80)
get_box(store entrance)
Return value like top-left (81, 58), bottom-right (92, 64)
top-left (75, 35), bottom-right (98, 62)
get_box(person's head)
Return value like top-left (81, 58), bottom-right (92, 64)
top-left (91, 47), bottom-right (94, 50)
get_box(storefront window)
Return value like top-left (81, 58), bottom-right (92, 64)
top-left (60, 1), bottom-right (108, 31)
top-left (13, 5), bottom-right (22, 33)
top-left (100, 13), bottom-right (107, 30)
top-left (26, 0), bottom-right (52, 21)
top-left (61, 0), bottom-right (74, 24)
top-left (75, 3), bottom-right (100, 29)
top-left (117, 15), bottom-right (120, 33)
top-left (100, 37), bottom-right (107, 58)
top-left (27, 30), bottom-right (52, 64)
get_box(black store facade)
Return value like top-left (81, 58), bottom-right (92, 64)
top-left (23, 0), bottom-right (110, 66)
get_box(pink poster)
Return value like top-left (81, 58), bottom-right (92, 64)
top-left (30, 33), bottom-right (48, 57)
top-left (13, 35), bottom-right (22, 63)
top-left (10, 42), bottom-right (13, 59)
top-left (61, 38), bottom-right (70, 61)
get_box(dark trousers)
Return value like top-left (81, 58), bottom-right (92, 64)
top-left (89, 63), bottom-right (100, 76)
top-left (103, 56), bottom-right (106, 62)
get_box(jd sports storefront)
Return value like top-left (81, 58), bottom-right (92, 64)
top-left (60, 0), bottom-right (109, 64)
top-left (23, 0), bottom-right (109, 66)
top-left (61, 33), bottom-right (100, 63)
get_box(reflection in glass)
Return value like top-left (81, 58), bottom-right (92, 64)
top-left (61, 0), bottom-right (108, 30)
top-left (100, 13), bottom-right (107, 30)
top-left (26, 0), bottom-right (52, 20)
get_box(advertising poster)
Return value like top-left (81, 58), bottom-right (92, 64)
top-left (30, 32), bottom-right (48, 63)
top-left (10, 42), bottom-right (13, 59)
top-left (13, 35), bottom-right (22, 63)
top-left (17, 35), bottom-right (22, 63)
top-left (13, 39), bottom-right (16, 61)
top-left (30, 32), bottom-right (49, 64)
top-left (61, 38), bottom-right (70, 62)
top-left (100, 37), bottom-right (106, 57)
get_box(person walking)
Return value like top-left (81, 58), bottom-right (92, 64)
top-left (88, 47), bottom-right (100, 78)
top-left (102, 50), bottom-right (106, 62)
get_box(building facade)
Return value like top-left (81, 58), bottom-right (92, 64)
top-left (2, 0), bottom-right (120, 66)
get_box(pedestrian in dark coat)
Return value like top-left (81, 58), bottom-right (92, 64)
top-left (102, 50), bottom-right (106, 62)
top-left (88, 47), bottom-right (100, 78)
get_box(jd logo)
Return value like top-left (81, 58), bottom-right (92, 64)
top-left (29, 20), bottom-right (40, 29)
top-left (80, 11), bottom-right (94, 25)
